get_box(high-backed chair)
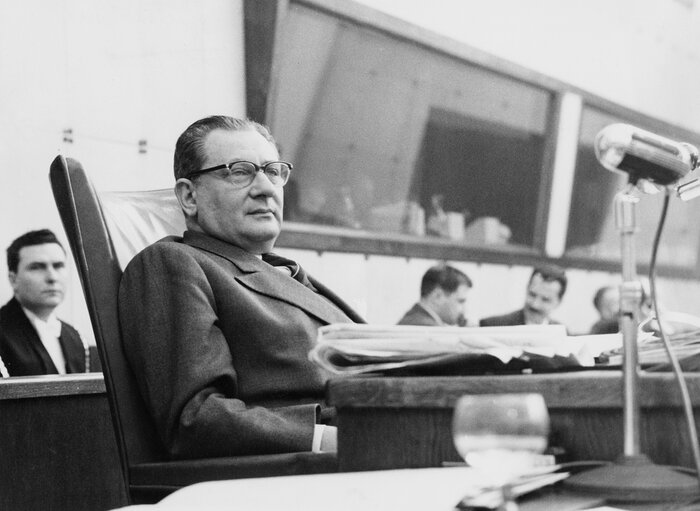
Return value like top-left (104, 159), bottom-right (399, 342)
top-left (49, 155), bottom-right (337, 504)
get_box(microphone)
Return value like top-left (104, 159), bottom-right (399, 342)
top-left (595, 123), bottom-right (699, 186)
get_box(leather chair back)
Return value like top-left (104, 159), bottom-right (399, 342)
top-left (49, 156), bottom-right (174, 473)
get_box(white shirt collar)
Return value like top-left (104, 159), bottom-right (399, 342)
top-left (23, 307), bottom-right (62, 337)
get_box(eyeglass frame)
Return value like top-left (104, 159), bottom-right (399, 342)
top-left (184, 160), bottom-right (293, 187)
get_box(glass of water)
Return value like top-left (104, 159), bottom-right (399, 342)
top-left (452, 393), bottom-right (550, 511)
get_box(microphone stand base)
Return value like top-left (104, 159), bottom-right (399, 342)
top-left (563, 454), bottom-right (700, 502)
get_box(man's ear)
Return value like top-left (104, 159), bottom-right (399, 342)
top-left (8, 271), bottom-right (17, 291)
top-left (425, 287), bottom-right (444, 306)
top-left (175, 178), bottom-right (198, 218)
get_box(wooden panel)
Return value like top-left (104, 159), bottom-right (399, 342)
top-left (328, 372), bottom-right (700, 408)
top-left (0, 373), bottom-right (105, 400)
top-left (0, 376), bottom-right (127, 511)
top-left (329, 372), bottom-right (700, 472)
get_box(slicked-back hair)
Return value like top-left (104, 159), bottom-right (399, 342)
top-left (420, 264), bottom-right (472, 298)
top-left (530, 264), bottom-right (568, 299)
top-left (7, 229), bottom-right (64, 273)
top-left (173, 115), bottom-right (277, 180)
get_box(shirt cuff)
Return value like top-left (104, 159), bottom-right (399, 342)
top-left (312, 424), bottom-right (326, 453)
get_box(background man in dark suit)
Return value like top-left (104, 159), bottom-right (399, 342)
top-left (119, 116), bottom-right (364, 460)
top-left (397, 263), bottom-right (472, 326)
top-left (0, 229), bottom-right (98, 376)
top-left (479, 264), bottom-right (568, 328)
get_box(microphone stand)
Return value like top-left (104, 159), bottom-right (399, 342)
top-left (564, 184), bottom-right (700, 502)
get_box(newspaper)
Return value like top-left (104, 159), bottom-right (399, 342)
top-left (309, 323), bottom-right (605, 376)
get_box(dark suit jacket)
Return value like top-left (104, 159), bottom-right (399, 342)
top-left (479, 309), bottom-right (527, 327)
top-left (397, 303), bottom-right (440, 326)
top-left (118, 230), bottom-right (364, 459)
top-left (0, 297), bottom-right (99, 376)
top-left (590, 317), bottom-right (619, 334)
top-left (479, 309), bottom-right (563, 329)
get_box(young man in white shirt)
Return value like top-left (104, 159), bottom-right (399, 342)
top-left (0, 229), bottom-right (96, 376)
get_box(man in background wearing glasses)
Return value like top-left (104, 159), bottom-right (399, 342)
top-left (118, 116), bottom-right (363, 460)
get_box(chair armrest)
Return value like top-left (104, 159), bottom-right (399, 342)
top-left (129, 451), bottom-right (338, 488)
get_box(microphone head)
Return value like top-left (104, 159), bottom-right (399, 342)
top-left (595, 123), bottom-right (697, 186)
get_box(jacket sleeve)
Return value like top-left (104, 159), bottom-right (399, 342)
top-left (118, 244), bottom-right (318, 459)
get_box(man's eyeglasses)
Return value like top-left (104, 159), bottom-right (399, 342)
top-left (185, 160), bottom-right (293, 188)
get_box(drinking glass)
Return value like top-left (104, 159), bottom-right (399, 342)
top-left (452, 393), bottom-right (550, 511)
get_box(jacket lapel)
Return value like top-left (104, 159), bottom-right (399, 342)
top-left (183, 231), bottom-right (357, 325)
top-left (60, 325), bottom-right (85, 373)
top-left (3, 298), bottom-right (57, 374)
top-left (237, 271), bottom-right (352, 324)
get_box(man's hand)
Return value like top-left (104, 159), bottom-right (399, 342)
top-left (319, 425), bottom-right (337, 452)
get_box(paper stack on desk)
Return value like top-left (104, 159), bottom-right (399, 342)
top-left (594, 312), bottom-right (700, 367)
top-left (309, 324), bottom-right (601, 376)
top-left (602, 330), bottom-right (700, 367)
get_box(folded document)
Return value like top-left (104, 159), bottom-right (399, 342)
top-left (309, 324), bottom-right (604, 376)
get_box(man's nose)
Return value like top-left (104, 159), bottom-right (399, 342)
top-left (249, 170), bottom-right (277, 194)
top-left (45, 267), bottom-right (60, 282)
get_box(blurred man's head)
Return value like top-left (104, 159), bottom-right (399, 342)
top-left (420, 264), bottom-right (472, 325)
top-left (593, 285), bottom-right (619, 321)
top-left (523, 265), bottom-right (567, 325)
top-left (7, 229), bottom-right (67, 320)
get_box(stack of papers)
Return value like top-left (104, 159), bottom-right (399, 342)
top-left (597, 312), bottom-right (700, 367)
top-left (309, 324), bottom-right (604, 376)
top-left (603, 329), bottom-right (700, 367)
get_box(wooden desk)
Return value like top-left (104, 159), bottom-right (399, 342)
top-left (327, 371), bottom-right (700, 472)
top-left (0, 374), bottom-right (127, 511)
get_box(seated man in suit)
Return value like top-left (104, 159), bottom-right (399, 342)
top-left (0, 229), bottom-right (99, 376)
top-left (479, 264), bottom-right (568, 328)
top-left (118, 115), bottom-right (364, 460)
top-left (397, 263), bottom-right (472, 326)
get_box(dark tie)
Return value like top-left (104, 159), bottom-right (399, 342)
top-left (262, 253), bottom-right (317, 292)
